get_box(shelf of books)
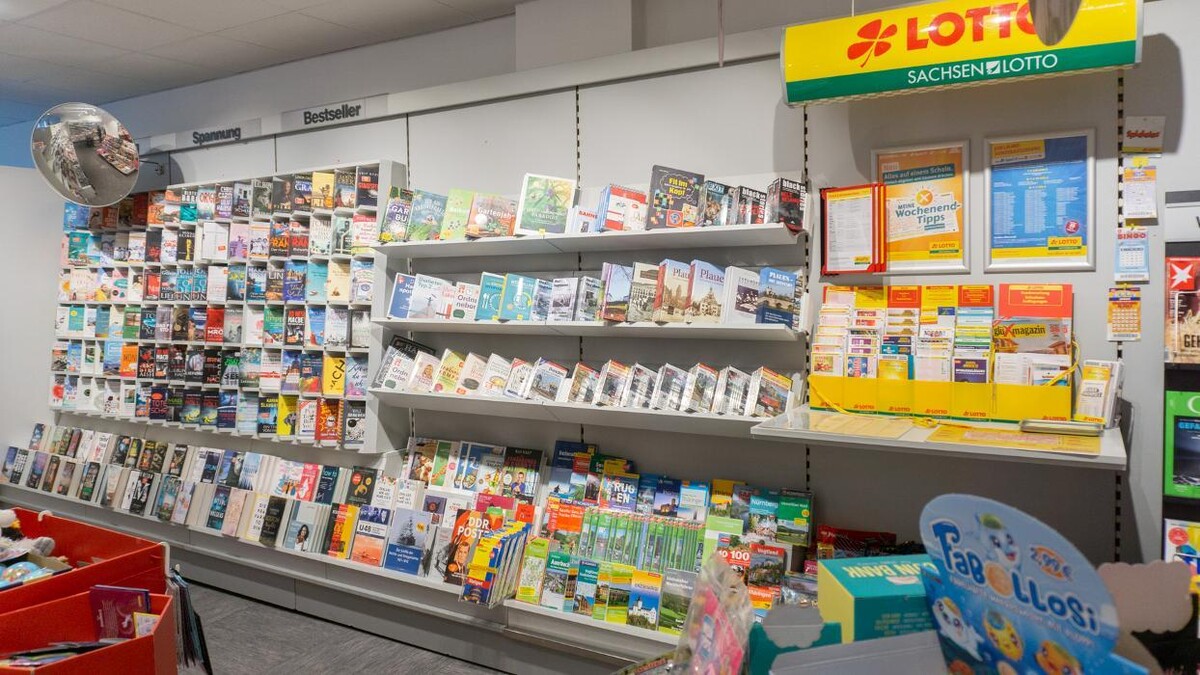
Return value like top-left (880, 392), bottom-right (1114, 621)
top-left (375, 223), bottom-right (801, 260)
top-left (55, 160), bottom-right (404, 453)
top-left (749, 405), bottom-right (1128, 470)
top-left (503, 599), bottom-right (675, 661)
top-left (370, 390), bottom-right (772, 439)
top-left (377, 319), bottom-right (803, 341)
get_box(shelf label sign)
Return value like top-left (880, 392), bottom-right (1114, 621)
top-left (177, 119), bottom-right (262, 148)
top-left (281, 95), bottom-right (387, 132)
top-left (782, 0), bottom-right (1141, 105)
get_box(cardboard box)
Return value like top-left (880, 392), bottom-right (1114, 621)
top-left (817, 554), bottom-right (935, 643)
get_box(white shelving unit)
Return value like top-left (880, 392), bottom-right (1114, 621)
top-left (374, 318), bottom-right (803, 341)
top-left (370, 389), bottom-right (763, 438)
top-left (750, 406), bottom-right (1128, 470)
top-left (503, 599), bottom-right (674, 662)
top-left (374, 223), bottom-right (801, 259)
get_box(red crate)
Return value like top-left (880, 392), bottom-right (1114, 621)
top-left (0, 592), bottom-right (176, 674)
top-left (0, 508), bottom-right (165, 612)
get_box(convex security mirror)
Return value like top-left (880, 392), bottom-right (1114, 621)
top-left (31, 102), bottom-right (139, 207)
top-left (1029, 0), bottom-right (1083, 46)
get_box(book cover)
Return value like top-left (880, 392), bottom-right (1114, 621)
top-left (652, 259), bottom-right (690, 323)
top-left (383, 508), bottom-right (434, 574)
top-left (407, 191), bottom-right (447, 242)
top-left (646, 165), bottom-right (704, 229)
top-left (356, 167), bottom-right (379, 208)
top-left (466, 194), bottom-right (518, 238)
top-left (757, 267), bottom-right (797, 325)
top-left (439, 189), bottom-right (474, 241)
top-left (348, 505), bottom-right (392, 567)
top-left (687, 260), bottom-right (725, 323)
top-left (335, 169), bottom-right (356, 209)
top-left (311, 171), bottom-right (335, 210)
top-left (600, 263), bottom-right (632, 322)
top-left (699, 181), bottom-right (734, 227)
top-left (498, 274), bottom-right (537, 322)
top-left (514, 174), bottom-right (576, 236)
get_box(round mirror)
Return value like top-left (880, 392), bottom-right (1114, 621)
top-left (30, 102), bottom-right (139, 207)
top-left (1029, 0), bottom-right (1083, 46)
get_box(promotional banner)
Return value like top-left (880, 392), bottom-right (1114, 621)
top-left (920, 494), bottom-right (1124, 674)
top-left (874, 142), bottom-right (968, 273)
top-left (986, 131), bottom-right (1094, 271)
top-left (781, 0), bottom-right (1142, 104)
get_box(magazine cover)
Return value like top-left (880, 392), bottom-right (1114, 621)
top-left (645, 165), bottom-right (704, 229)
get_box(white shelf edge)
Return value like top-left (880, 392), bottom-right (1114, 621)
top-left (374, 223), bottom-right (801, 259)
top-left (374, 318), bottom-right (801, 341)
top-left (503, 599), bottom-right (675, 661)
top-left (369, 389), bottom-right (762, 438)
top-left (748, 406), bottom-right (1128, 470)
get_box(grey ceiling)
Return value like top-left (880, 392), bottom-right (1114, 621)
top-left (0, 0), bottom-right (519, 126)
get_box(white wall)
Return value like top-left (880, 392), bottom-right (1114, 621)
top-left (0, 167), bottom-right (66, 446)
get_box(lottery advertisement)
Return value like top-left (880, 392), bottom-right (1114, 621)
top-left (986, 131), bottom-right (1094, 271)
top-left (920, 494), bottom-right (1125, 675)
top-left (874, 142), bottom-right (968, 273)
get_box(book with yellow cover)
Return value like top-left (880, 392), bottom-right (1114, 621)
top-left (277, 395), bottom-right (297, 437)
top-left (432, 351), bottom-right (466, 394)
top-left (311, 172), bottom-right (336, 211)
top-left (322, 354), bottom-right (345, 397)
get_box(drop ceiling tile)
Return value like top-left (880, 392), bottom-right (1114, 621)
top-left (92, 0), bottom-right (289, 31)
top-left (435, 0), bottom-right (518, 20)
top-left (261, 0), bottom-right (326, 9)
top-left (20, 0), bottom-right (195, 50)
top-left (146, 33), bottom-right (288, 73)
top-left (0, 24), bottom-right (128, 67)
top-left (300, 0), bottom-right (469, 35)
top-left (6, 60), bottom-right (152, 100)
top-left (217, 11), bottom-right (369, 55)
top-left (0, 53), bottom-right (57, 83)
top-left (81, 52), bottom-right (218, 88)
top-left (0, 0), bottom-right (72, 21)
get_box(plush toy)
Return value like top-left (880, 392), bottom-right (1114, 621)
top-left (0, 509), bottom-right (55, 558)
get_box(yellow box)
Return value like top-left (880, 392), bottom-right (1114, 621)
top-left (912, 381), bottom-right (952, 418)
top-left (808, 374), bottom-right (845, 411)
top-left (842, 377), bottom-right (879, 413)
top-left (993, 383), bottom-right (1072, 422)
top-left (950, 382), bottom-right (992, 420)
top-left (876, 379), bottom-right (914, 415)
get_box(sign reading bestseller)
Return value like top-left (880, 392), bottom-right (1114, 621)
top-left (919, 494), bottom-right (1137, 674)
top-left (282, 99), bottom-right (367, 131)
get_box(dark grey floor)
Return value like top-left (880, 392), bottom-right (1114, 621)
top-left (184, 582), bottom-right (504, 675)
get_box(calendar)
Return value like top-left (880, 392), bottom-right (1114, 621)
top-left (1107, 286), bottom-right (1141, 341)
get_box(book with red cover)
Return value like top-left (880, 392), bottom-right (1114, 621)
top-left (205, 307), bottom-right (224, 343)
top-left (89, 584), bottom-right (151, 639)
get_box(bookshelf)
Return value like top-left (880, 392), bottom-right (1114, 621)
top-left (52, 160), bottom-right (408, 454)
top-left (374, 318), bottom-right (804, 341)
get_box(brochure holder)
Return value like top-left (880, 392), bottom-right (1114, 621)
top-left (0, 592), bottom-right (175, 674)
top-left (808, 377), bottom-right (1073, 423)
top-left (0, 508), bottom-right (165, 613)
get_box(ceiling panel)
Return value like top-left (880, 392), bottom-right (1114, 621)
top-left (146, 34), bottom-right (288, 73)
top-left (22, 1), bottom-right (196, 49)
top-left (92, 0), bottom-right (289, 31)
top-left (300, 0), bottom-right (468, 34)
top-left (0, 24), bottom-right (128, 67)
top-left (0, 0), bottom-right (71, 21)
top-left (0, 0), bottom-right (520, 131)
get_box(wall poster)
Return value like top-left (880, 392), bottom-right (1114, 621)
top-left (873, 141), bottom-right (968, 274)
top-left (985, 130), bottom-right (1095, 272)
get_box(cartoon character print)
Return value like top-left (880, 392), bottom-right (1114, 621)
top-left (984, 609), bottom-right (1024, 661)
top-left (979, 512), bottom-right (1020, 570)
top-left (1036, 640), bottom-right (1082, 675)
top-left (932, 597), bottom-right (983, 660)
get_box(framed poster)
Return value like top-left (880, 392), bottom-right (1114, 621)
top-left (985, 130), bottom-right (1095, 271)
top-left (872, 141), bottom-right (968, 274)
top-left (1166, 391), bottom-right (1200, 500)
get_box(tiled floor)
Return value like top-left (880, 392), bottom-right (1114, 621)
top-left (184, 582), bottom-right (504, 674)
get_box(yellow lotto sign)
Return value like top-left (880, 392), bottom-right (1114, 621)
top-left (782, 0), bottom-right (1141, 104)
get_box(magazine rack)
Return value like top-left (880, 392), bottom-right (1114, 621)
top-left (0, 592), bottom-right (175, 674)
top-left (0, 508), bottom-right (165, 613)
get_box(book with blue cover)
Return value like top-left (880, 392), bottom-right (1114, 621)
top-left (387, 273), bottom-right (415, 319)
top-left (756, 267), bottom-right (796, 326)
top-left (499, 274), bottom-right (537, 321)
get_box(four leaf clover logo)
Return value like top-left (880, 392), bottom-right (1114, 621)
top-left (848, 19), bottom-right (898, 67)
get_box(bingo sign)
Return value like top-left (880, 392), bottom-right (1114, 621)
top-left (919, 494), bottom-right (1126, 674)
top-left (781, 0), bottom-right (1142, 104)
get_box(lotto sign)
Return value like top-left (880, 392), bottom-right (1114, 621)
top-left (781, 0), bottom-right (1141, 104)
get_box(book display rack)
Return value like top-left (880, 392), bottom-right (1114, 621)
top-left (50, 160), bottom-right (406, 453)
